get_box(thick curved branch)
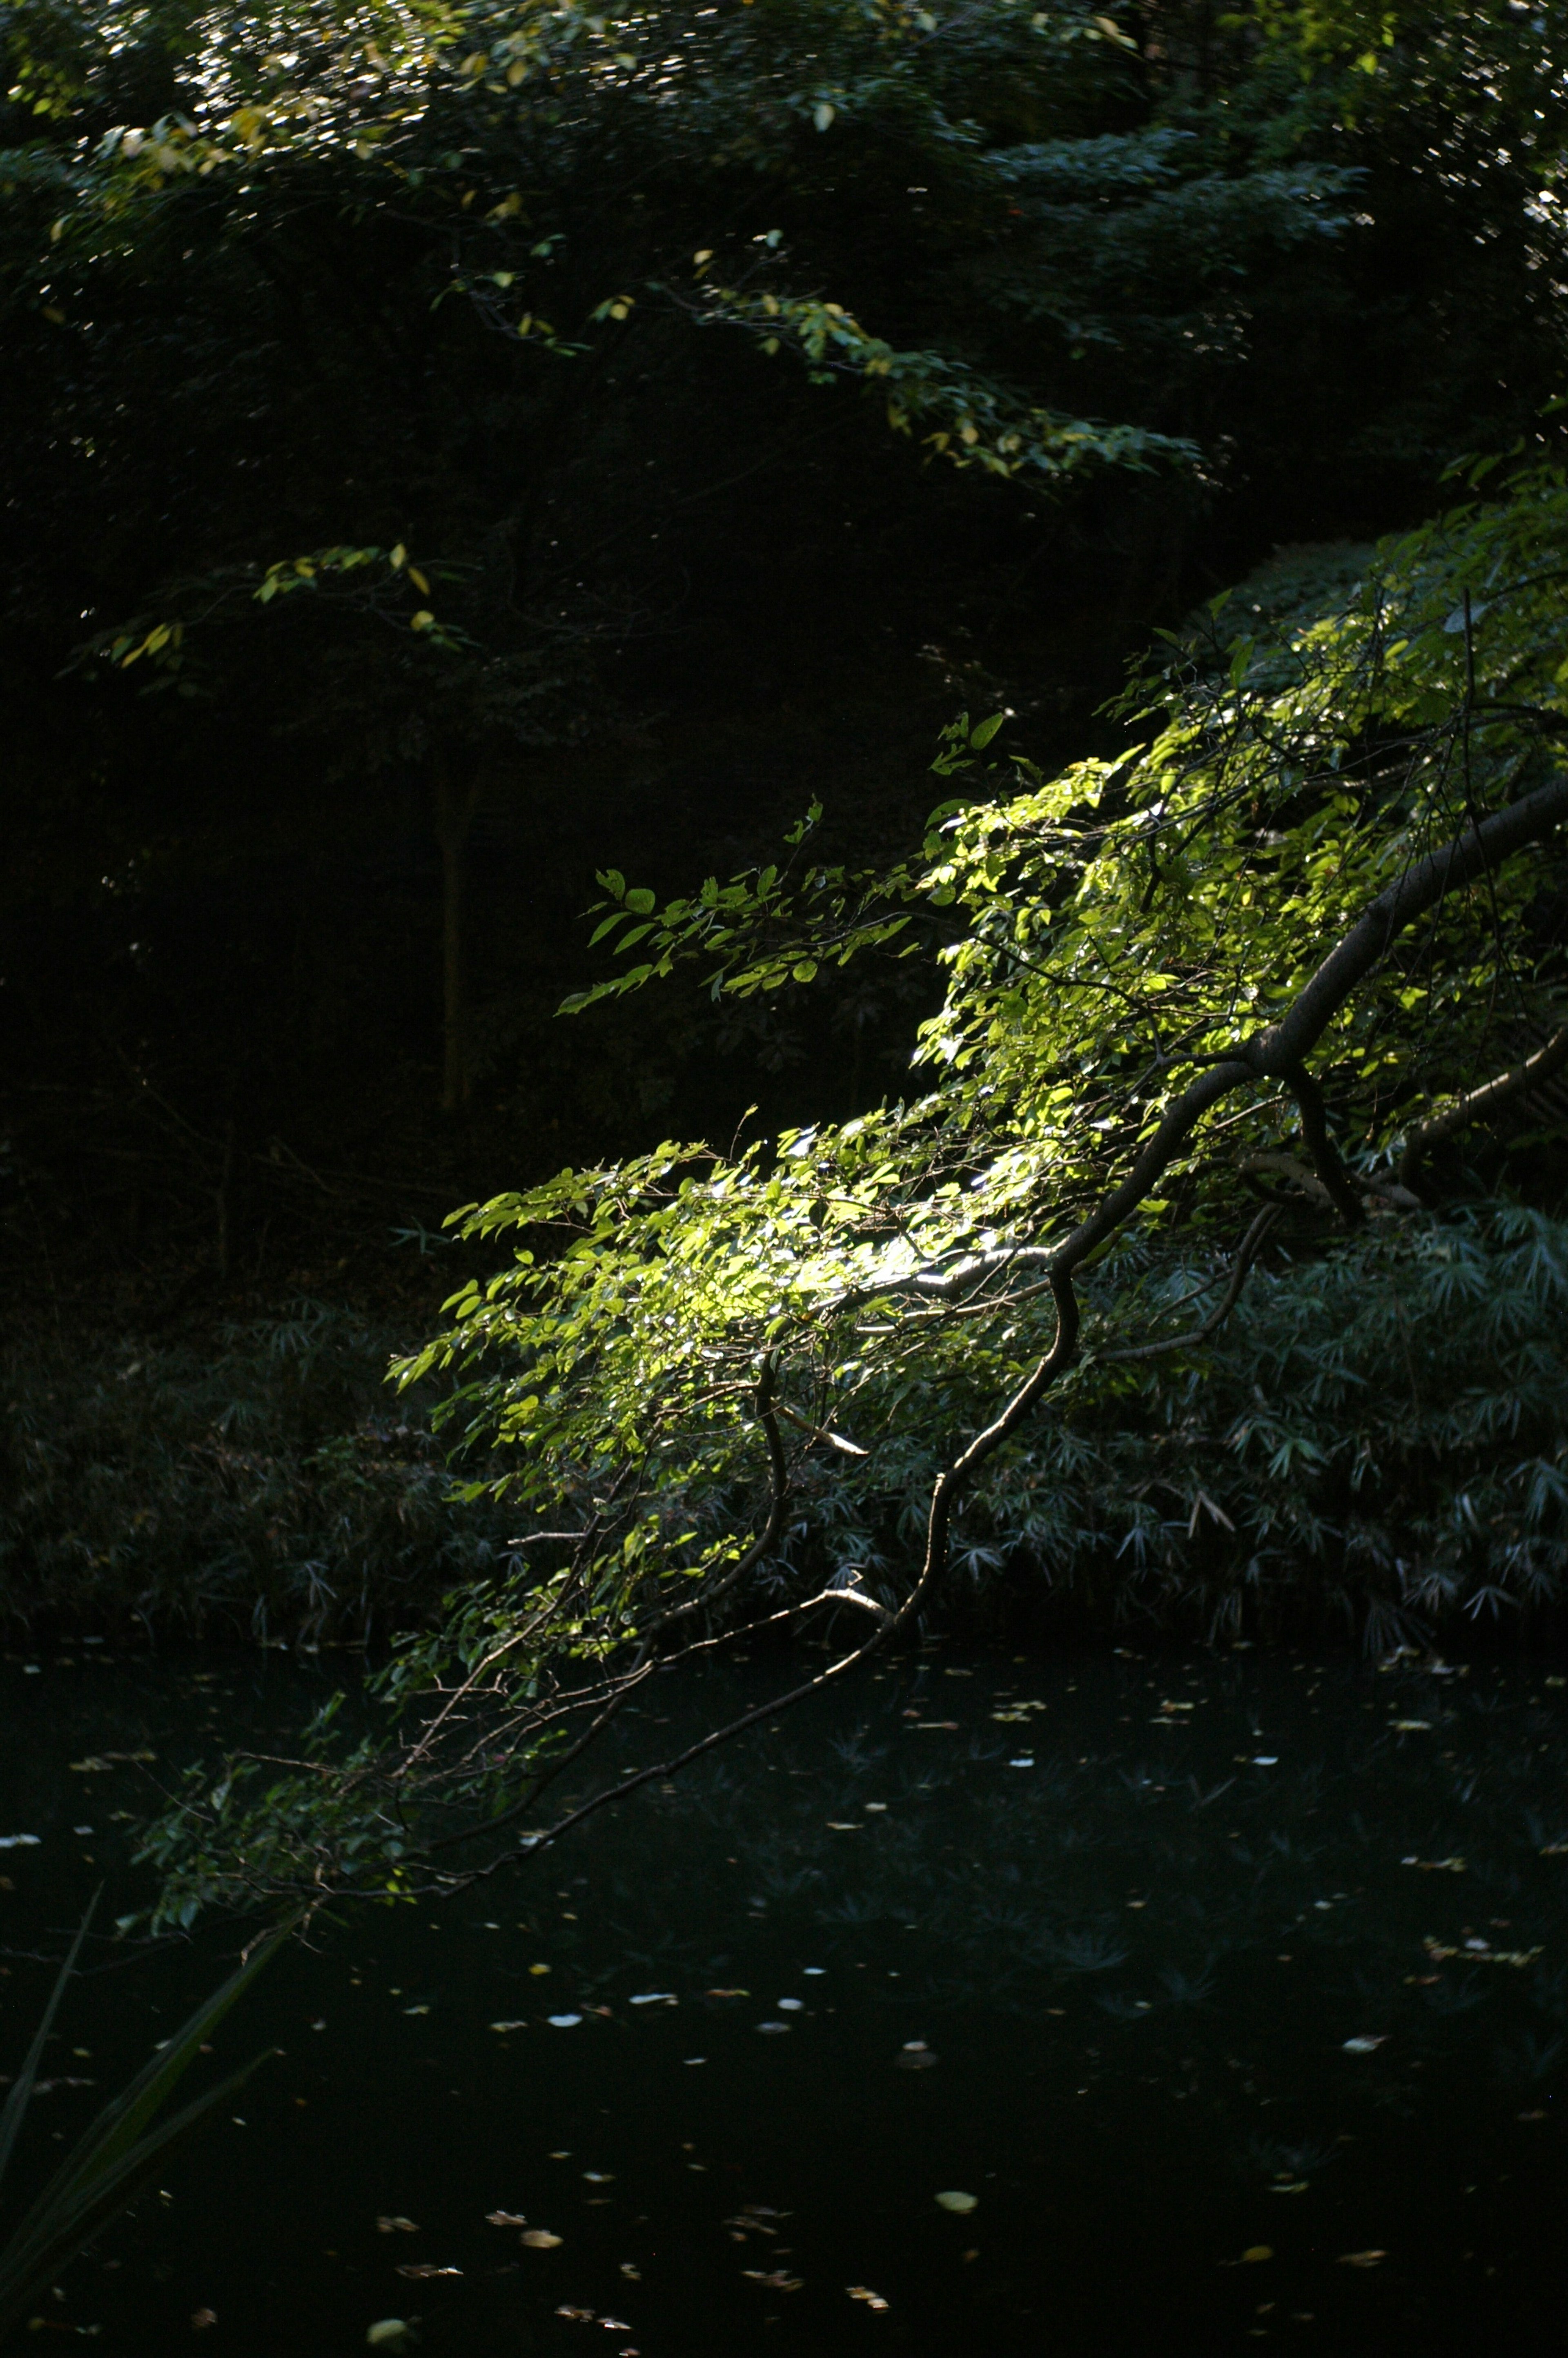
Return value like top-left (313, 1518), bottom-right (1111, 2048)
top-left (1400, 1019), bottom-right (1568, 1192)
top-left (1248, 775), bottom-right (1568, 1073)
top-left (1049, 774), bottom-right (1568, 1278)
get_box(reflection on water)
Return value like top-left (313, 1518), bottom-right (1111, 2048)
top-left (2, 1641), bottom-right (1568, 2353)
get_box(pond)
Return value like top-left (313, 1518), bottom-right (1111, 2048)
top-left (2, 1639), bottom-right (1566, 2354)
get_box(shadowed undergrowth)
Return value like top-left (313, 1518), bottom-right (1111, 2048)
top-left (0, 1301), bottom-right (514, 1641)
top-left (3, 1205), bottom-right (1564, 1648)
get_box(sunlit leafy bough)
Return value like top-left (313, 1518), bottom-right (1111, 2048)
top-left (138, 451), bottom-right (1568, 1926)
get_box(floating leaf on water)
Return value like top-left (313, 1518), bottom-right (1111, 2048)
top-left (1401, 1855), bottom-right (1466, 1872)
top-left (548, 2014), bottom-right (584, 2028)
top-left (1342, 2037), bottom-right (1387, 2055)
top-left (529, 1963), bottom-right (552, 1976)
top-left (489, 2020), bottom-right (528, 2033)
top-left (826, 1821), bottom-right (862, 1831)
top-left (583, 2171), bottom-right (614, 2184)
top-left (1391, 1720), bottom-right (1433, 1732)
top-left (706, 1988), bottom-right (749, 2000)
top-left (1424, 1937), bottom-right (1542, 1968)
top-left (402, 2004), bottom-right (430, 2017)
top-left (847, 2285), bottom-right (890, 2310)
top-left (935, 2191), bottom-right (977, 2213)
top-left (0, 1835), bottom-right (41, 1849)
top-left (365, 2321), bottom-right (411, 2348)
top-left (376, 2216), bottom-right (420, 2234)
top-left (555, 2305), bottom-right (596, 2321)
top-left (1240, 2246), bottom-right (1273, 2264)
top-left (683, 2056), bottom-right (708, 2065)
top-left (619, 2262), bottom-right (642, 2280)
top-left (522, 2230), bottom-right (564, 2249)
top-left (1252, 1756), bottom-right (1279, 1766)
top-left (777, 1999), bottom-right (804, 2012)
top-left (756, 2021), bottom-right (791, 2035)
top-left (629, 1992), bottom-right (676, 2006)
top-left (1337, 2250), bottom-right (1387, 2269)
top-left (190, 2309), bottom-right (217, 2330)
top-left (743, 2269), bottom-right (804, 2290)
top-left (486, 2211), bottom-right (528, 2227)
top-left (394, 2263), bottom-right (461, 2279)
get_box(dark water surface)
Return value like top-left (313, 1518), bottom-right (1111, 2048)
top-left (3, 1641), bottom-right (1568, 2354)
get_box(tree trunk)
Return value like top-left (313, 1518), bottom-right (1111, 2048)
top-left (433, 758), bottom-right (482, 1115)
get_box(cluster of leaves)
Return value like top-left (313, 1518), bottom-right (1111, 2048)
top-left (127, 453), bottom-right (1568, 1923)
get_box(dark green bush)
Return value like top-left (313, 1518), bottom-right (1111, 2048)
top-left (0, 1302), bottom-right (514, 1639)
top-left (811, 1204), bottom-right (1568, 1646)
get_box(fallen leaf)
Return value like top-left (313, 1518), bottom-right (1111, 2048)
top-left (522, 2230), bottom-right (564, 2249)
top-left (1240, 2246), bottom-right (1273, 2264)
top-left (365, 2322), bottom-right (410, 2348)
top-left (1337, 2250), bottom-right (1386, 2269)
top-left (619, 2262), bottom-right (642, 2280)
top-left (548, 2014), bottom-right (584, 2028)
top-left (1342, 2037), bottom-right (1387, 2055)
top-left (847, 2285), bottom-right (890, 2310)
top-left (376, 2218), bottom-right (419, 2235)
top-left (489, 2020), bottom-right (528, 2033)
top-left (394, 2264), bottom-right (461, 2279)
top-left (742, 2269), bottom-right (803, 2290)
top-left (190, 2309), bottom-right (218, 2330)
top-left (935, 2191), bottom-right (977, 2213)
top-left (486, 2211), bottom-right (528, 2227)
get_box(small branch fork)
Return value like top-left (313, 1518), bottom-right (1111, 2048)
top-left (209, 775), bottom-right (1568, 1908)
